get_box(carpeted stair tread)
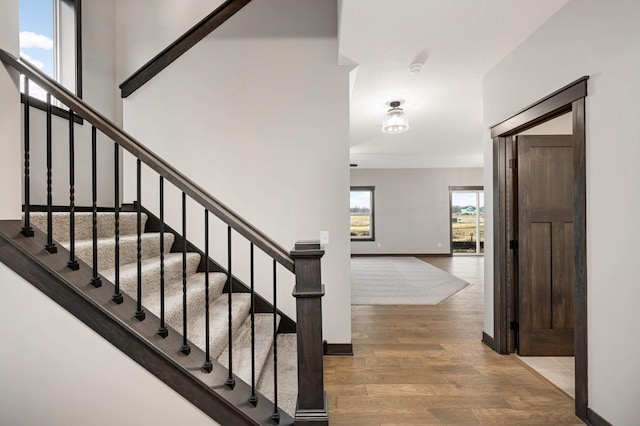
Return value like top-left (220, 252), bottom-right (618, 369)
top-left (100, 252), bottom-right (201, 296)
top-left (217, 313), bottom-right (280, 388)
top-left (61, 232), bottom-right (175, 271)
top-left (188, 293), bottom-right (252, 360)
top-left (143, 272), bottom-right (227, 335)
top-left (30, 212), bottom-right (144, 242)
top-left (257, 333), bottom-right (298, 417)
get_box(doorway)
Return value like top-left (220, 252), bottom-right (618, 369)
top-left (490, 77), bottom-right (588, 420)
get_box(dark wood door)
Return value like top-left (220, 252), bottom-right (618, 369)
top-left (517, 135), bottom-right (574, 356)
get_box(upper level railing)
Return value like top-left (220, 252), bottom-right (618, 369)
top-left (1, 48), bottom-right (328, 425)
top-left (119, 0), bottom-right (251, 98)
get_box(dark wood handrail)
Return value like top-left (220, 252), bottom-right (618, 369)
top-left (1, 49), bottom-right (295, 272)
top-left (119, 0), bottom-right (251, 98)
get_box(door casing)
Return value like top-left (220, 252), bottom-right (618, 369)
top-left (490, 76), bottom-right (588, 421)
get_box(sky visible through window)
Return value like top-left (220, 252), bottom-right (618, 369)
top-left (350, 191), bottom-right (371, 211)
top-left (19, 0), bottom-right (54, 100)
top-left (452, 192), bottom-right (484, 209)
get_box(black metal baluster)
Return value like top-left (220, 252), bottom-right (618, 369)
top-left (158, 176), bottom-right (168, 337)
top-left (202, 209), bottom-right (213, 373)
top-left (44, 93), bottom-right (57, 254)
top-left (21, 77), bottom-right (34, 237)
top-left (67, 108), bottom-right (79, 270)
top-left (272, 259), bottom-right (279, 423)
top-left (112, 143), bottom-right (123, 304)
top-left (180, 192), bottom-right (190, 355)
top-left (134, 159), bottom-right (145, 320)
top-left (249, 243), bottom-right (258, 406)
top-left (90, 126), bottom-right (101, 287)
top-left (226, 225), bottom-right (235, 389)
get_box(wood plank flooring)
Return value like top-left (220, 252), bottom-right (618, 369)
top-left (325, 256), bottom-right (583, 425)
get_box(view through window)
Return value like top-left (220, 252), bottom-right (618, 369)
top-left (450, 188), bottom-right (484, 254)
top-left (20, 0), bottom-right (54, 101)
top-left (350, 187), bottom-right (374, 240)
top-left (19, 0), bottom-right (78, 101)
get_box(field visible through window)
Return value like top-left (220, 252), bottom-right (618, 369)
top-left (350, 214), bottom-right (371, 237)
top-left (452, 212), bottom-right (484, 252)
top-left (451, 190), bottom-right (484, 253)
top-left (350, 188), bottom-right (374, 240)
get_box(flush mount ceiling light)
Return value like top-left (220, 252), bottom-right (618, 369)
top-left (382, 101), bottom-right (409, 134)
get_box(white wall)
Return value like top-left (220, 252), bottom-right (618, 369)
top-left (350, 167), bottom-right (483, 254)
top-left (0, 0), bottom-right (22, 220)
top-left (483, 1), bottom-right (640, 423)
top-left (114, 0), bottom-right (225, 125)
top-left (116, 0), bottom-right (352, 344)
top-left (115, 0), bottom-right (225, 81)
top-left (0, 263), bottom-right (219, 426)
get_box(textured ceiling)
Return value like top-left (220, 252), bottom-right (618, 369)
top-left (339, 0), bottom-right (570, 168)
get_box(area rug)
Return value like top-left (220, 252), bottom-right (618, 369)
top-left (351, 256), bottom-right (469, 305)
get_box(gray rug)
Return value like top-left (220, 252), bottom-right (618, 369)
top-left (351, 256), bottom-right (469, 305)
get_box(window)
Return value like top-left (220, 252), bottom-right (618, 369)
top-left (19, 0), bottom-right (81, 102)
top-left (350, 187), bottom-right (375, 241)
top-left (450, 187), bottom-right (484, 254)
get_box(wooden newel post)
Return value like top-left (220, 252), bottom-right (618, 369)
top-left (291, 240), bottom-right (329, 425)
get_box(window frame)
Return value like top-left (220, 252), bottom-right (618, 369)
top-left (20, 0), bottom-right (82, 120)
top-left (55, 0), bottom-right (82, 98)
top-left (350, 186), bottom-right (375, 242)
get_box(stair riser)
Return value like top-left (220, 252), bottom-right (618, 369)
top-left (257, 334), bottom-right (298, 417)
top-left (218, 314), bottom-right (280, 387)
top-left (189, 294), bottom-right (252, 359)
top-left (102, 253), bottom-right (201, 298)
top-left (30, 212), bottom-right (144, 242)
top-left (143, 273), bottom-right (227, 335)
top-left (63, 233), bottom-right (175, 271)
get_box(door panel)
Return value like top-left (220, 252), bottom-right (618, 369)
top-left (518, 135), bottom-right (574, 356)
top-left (552, 222), bottom-right (575, 330)
top-left (530, 222), bottom-right (551, 330)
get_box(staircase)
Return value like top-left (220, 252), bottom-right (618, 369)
top-left (28, 210), bottom-right (299, 416)
top-left (0, 48), bottom-right (328, 425)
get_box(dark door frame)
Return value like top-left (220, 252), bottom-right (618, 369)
top-left (490, 76), bottom-right (588, 421)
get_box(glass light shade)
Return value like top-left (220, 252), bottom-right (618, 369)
top-left (382, 105), bottom-right (409, 134)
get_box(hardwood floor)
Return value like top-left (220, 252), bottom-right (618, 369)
top-left (325, 256), bottom-right (583, 425)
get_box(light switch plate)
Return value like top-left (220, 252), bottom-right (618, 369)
top-left (320, 231), bottom-right (329, 245)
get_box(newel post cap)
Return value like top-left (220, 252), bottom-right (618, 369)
top-left (290, 240), bottom-right (325, 259)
